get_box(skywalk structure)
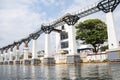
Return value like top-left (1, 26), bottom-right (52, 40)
top-left (0, 0), bottom-right (120, 65)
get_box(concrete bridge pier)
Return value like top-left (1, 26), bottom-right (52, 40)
top-left (106, 12), bottom-right (119, 49)
top-left (9, 48), bottom-right (13, 65)
top-left (0, 52), bottom-right (4, 65)
top-left (31, 39), bottom-right (40, 65)
top-left (43, 34), bottom-right (55, 65)
top-left (67, 25), bottom-right (81, 63)
top-left (106, 12), bottom-right (120, 61)
top-left (15, 46), bottom-right (20, 64)
top-left (4, 50), bottom-right (8, 65)
top-left (23, 43), bottom-right (31, 65)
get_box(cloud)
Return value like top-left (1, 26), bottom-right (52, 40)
top-left (39, 0), bottom-right (65, 7)
top-left (40, 0), bottom-right (55, 6)
top-left (0, 0), bottom-right (45, 48)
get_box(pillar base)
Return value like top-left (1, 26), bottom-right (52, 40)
top-left (0, 62), bottom-right (3, 65)
top-left (15, 61), bottom-right (21, 65)
top-left (23, 60), bottom-right (31, 65)
top-left (107, 48), bottom-right (120, 62)
top-left (67, 55), bottom-right (82, 64)
top-left (4, 61), bottom-right (8, 65)
top-left (9, 61), bottom-right (13, 65)
top-left (31, 59), bottom-right (40, 65)
top-left (43, 57), bottom-right (55, 65)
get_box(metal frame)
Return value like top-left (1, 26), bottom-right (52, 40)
top-left (97, 0), bottom-right (120, 13)
top-left (62, 14), bottom-right (79, 25)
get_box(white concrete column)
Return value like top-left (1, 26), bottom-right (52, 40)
top-left (24, 44), bottom-right (29, 60)
top-left (67, 24), bottom-right (77, 55)
top-left (2, 54), bottom-right (4, 61)
top-left (56, 31), bottom-right (61, 53)
top-left (4, 51), bottom-right (7, 61)
top-left (15, 45), bottom-right (20, 61)
top-left (0, 52), bottom-right (2, 62)
top-left (32, 39), bottom-right (37, 59)
top-left (9, 51), bottom-right (13, 61)
top-left (16, 49), bottom-right (19, 61)
top-left (0, 54), bottom-right (3, 62)
top-left (45, 34), bottom-right (50, 57)
top-left (9, 48), bottom-right (13, 61)
top-left (106, 12), bottom-right (118, 49)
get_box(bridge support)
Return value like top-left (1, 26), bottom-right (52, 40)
top-left (31, 39), bottom-right (40, 65)
top-left (97, 0), bottom-right (120, 61)
top-left (61, 14), bottom-right (81, 63)
top-left (67, 25), bottom-right (81, 63)
top-left (43, 34), bottom-right (55, 65)
top-left (9, 49), bottom-right (13, 65)
top-left (4, 50), bottom-right (8, 65)
top-left (0, 53), bottom-right (3, 65)
top-left (106, 12), bottom-right (119, 49)
top-left (106, 12), bottom-right (120, 61)
top-left (23, 44), bottom-right (31, 65)
top-left (15, 46), bottom-right (20, 64)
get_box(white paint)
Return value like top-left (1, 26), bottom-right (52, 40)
top-left (24, 47), bottom-right (29, 60)
top-left (9, 51), bottom-right (13, 61)
top-left (87, 54), bottom-right (107, 62)
top-left (45, 34), bottom-right (50, 57)
top-left (4, 52), bottom-right (8, 61)
top-left (106, 12), bottom-right (119, 49)
top-left (0, 53), bottom-right (3, 62)
top-left (55, 24), bottom-right (77, 55)
top-left (16, 50), bottom-right (19, 61)
top-left (55, 29), bottom-right (61, 53)
top-left (32, 39), bottom-right (38, 59)
top-left (67, 24), bottom-right (77, 55)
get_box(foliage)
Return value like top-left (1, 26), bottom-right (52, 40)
top-left (103, 59), bottom-right (109, 62)
top-left (76, 19), bottom-right (107, 52)
top-left (20, 54), bottom-right (24, 59)
top-left (12, 56), bottom-right (15, 60)
top-left (37, 50), bottom-right (44, 54)
top-left (100, 45), bottom-right (108, 51)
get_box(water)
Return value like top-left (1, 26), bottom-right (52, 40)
top-left (0, 63), bottom-right (120, 80)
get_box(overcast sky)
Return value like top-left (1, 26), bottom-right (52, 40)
top-left (0, 0), bottom-right (120, 54)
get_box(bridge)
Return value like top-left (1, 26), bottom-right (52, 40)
top-left (0, 0), bottom-right (120, 65)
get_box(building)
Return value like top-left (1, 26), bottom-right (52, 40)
top-left (55, 24), bottom-right (108, 63)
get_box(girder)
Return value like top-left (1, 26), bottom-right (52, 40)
top-left (97, 0), bottom-right (120, 13)
top-left (13, 41), bottom-right (22, 47)
top-left (62, 13), bottom-right (79, 25)
top-left (53, 29), bottom-right (62, 33)
top-left (29, 33), bottom-right (40, 40)
top-left (21, 37), bottom-right (31, 44)
top-left (41, 25), bottom-right (54, 34)
top-left (76, 6), bottom-right (100, 18)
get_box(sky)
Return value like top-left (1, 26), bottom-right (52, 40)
top-left (0, 0), bottom-right (120, 54)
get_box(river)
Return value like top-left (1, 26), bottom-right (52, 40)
top-left (0, 63), bottom-right (120, 80)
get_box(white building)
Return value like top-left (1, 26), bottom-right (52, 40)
top-left (55, 24), bottom-right (108, 63)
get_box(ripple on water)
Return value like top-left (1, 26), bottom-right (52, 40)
top-left (0, 63), bottom-right (120, 80)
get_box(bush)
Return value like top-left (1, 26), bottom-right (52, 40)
top-left (103, 59), bottom-right (109, 62)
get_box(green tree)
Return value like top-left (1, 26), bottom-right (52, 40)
top-left (76, 19), bottom-right (107, 52)
top-left (20, 54), bottom-right (24, 59)
top-left (100, 45), bottom-right (108, 51)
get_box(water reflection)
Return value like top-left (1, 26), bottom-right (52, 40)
top-left (55, 64), bottom-right (70, 79)
top-left (0, 63), bottom-right (120, 80)
top-left (81, 63), bottom-right (111, 80)
top-left (109, 63), bottom-right (120, 80)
